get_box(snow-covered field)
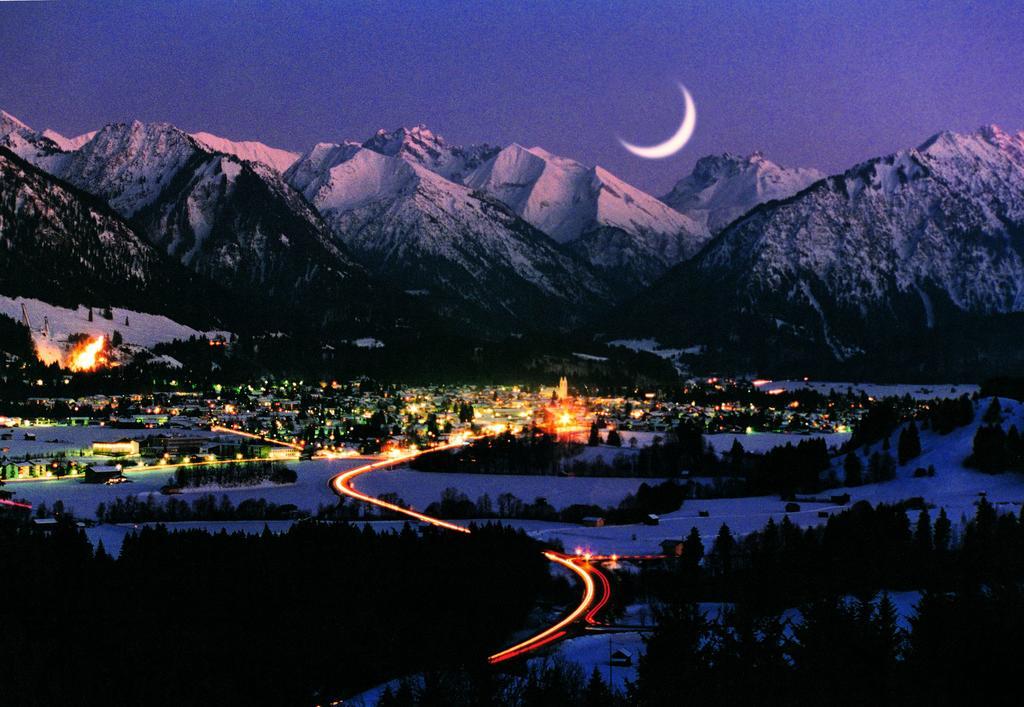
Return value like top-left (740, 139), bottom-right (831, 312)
top-left (353, 468), bottom-right (670, 510)
top-left (0, 295), bottom-right (229, 364)
top-left (599, 430), bottom-right (851, 454)
top-left (497, 497), bottom-right (841, 555)
top-left (5, 456), bottom-right (366, 519)
top-left (606, 338), bottom-right (702, 358)
top-left (704, 431), bottom-right (851, 453)
top-left (548, 630), bottom-right (645, 691)
top-left (761, 380), bottom-right (979, 400)
top-left (0, 424), bottom-right (222, 458)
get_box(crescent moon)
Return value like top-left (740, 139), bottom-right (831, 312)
top-left (619, 84), bottom-right (697, 159)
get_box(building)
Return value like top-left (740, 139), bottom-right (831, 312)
top-left (92, 439), bottom-right (140, 457)
top-left (610, 649), bottom-right (633, 667)
top-left (581, 516), bottom-right (606, 527)
top-left (140, 435), bottom-right (207, 457)
top-left (84, 464), bottom-right (123, 484)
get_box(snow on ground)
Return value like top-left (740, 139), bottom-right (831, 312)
top-left (0, 295), bottom-right (230, 364)
top-left (353, 469), bottom-right (671, 510)
top-left (500, 398), bottom-right (1024, 555)
top-left (496, 496), bottom-right (842, 556)
top-left (5, 456), bottom-right (367, 520)
top-left (701, 589), bottom-right (922, 635)
top-left (0, 425), bottom-right (221, 458)
top-left (547, 631), bottom-right (645, 692)
top-left (608, 430), bottom-right (851, 454)
top-left (819, 398), bottom-right (1024, 525)
top-left (605, 339), bottom-right (698, 373)
top-left (704, 431), bottom-right (851, 454)
top-left (760, 380), bottom-right (979, 400)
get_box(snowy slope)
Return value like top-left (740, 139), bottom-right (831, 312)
top-left (662, 152), bottom-right (823, 233)
top-left (41, 128), bottom-right (97, 151)
top-left (0, 110), bottom-right (70, 173)
top-left (191, 131), bottom-right (299, 173)
top-left (0, 295), bottom-right (230, 364)
top-left (466, 144), bottom-right (707, 287)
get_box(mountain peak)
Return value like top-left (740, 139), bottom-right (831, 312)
top-left (361, 125), bottom-right (497, 182)
top-left (0, 109), bottom-right (32, 134)
top-left (364, 124), bottom-right (445, 156)
top-left (41, 128), bottom-right (97, 151)
top-left (190, 131), bottom-right (299, 173)
top-left (663, 151), bottom-right (823, 233)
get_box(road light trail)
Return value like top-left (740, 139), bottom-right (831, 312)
top-left (325, 438), bottom-right (605, 664)
top-left (487, 552), bottom-right (595, 664)
top-left (210, 424), bottom-right (305, 450)
top-left (330, 443), bottom-right (472, 534)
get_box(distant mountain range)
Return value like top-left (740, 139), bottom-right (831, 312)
top-left (4, 107), bottom-right (1024, 377)
top-left (622, 125), bottom-right (1024, 378)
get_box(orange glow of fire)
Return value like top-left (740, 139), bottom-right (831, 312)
top-left (68, 336), bottom-right (107, 371)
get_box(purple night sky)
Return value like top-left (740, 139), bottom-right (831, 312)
top-left (2, 0), bottom-right (1022, 192)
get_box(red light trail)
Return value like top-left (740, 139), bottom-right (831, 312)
top-left (487, 551), bottom-right (595, 664)
top-left (583, 562), bottom-right (612, 626)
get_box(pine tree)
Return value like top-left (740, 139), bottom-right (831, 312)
top-left (583, 667), bottom-right (613, 707)
top-left (588, 421), bottom-right (601, 447)
top-left (898, 421), bottom-right (922, 465)
top-left (915, 508), bottom-right (933, 553)
top-left (933, 507), bottom-right (951, 553)
top-left (983, 397), bottom-right (1003, 424)
top-left (844, 452), bottom-right (863, 486)
top-left (606, 429), bottom-right (622, 447)
top-left (728, 438), bottom-right (745, 474)
top-left (684, 525), bottom-right (704, 568)
top-left (874, 592), bottom-right (904, 680)
top-left (711, 523), bottom-right (735, 576)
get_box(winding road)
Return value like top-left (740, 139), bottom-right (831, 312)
top-left (327, 440), bottom-right (614, 664)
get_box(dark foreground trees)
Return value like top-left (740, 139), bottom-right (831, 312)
top-left (0, 519), bottom-right (552, 706)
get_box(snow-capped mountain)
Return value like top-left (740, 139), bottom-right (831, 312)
top-left (627, 125), bottom-right (1024, 376)
top-left (32, 119), bottom-right (396, 333)
top-left (55, 121), bottom-right (202, 216)
top-left (0, 147), bottom-right (223, 326)
top-left (662, 152), bottom-right (823, 233)
top-left (190, 131), bottom-right (299, 173)
top-left (41, 128), bottom-right (97, 152)
top-left (361, 125), bottom-right (498, 182)
top-left (285, 141), bottom-right (610, 328)
top-left (0, 110), bottom-right (69, 173)
top-left (465, 144), bottom-right (707, 288)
